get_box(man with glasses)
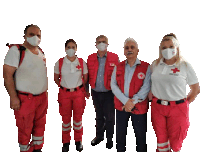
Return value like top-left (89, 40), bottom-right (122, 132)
top-left (111, 38), bottom-right (151, 152)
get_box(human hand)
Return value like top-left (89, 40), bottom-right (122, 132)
top-left (10, 96), bottom-right (20, 110)
top-left (86, 92), bottom-right (90, 99)
top-left (124, 99), bottom-right (135, 112)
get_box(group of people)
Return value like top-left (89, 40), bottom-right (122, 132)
top-left (3, 24), bottom-right (199, 152)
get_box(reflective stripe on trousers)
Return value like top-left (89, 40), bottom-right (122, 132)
top-left (157, 141), bottom-right (170, 152)
top-left (73, 120), bottom-right (82, 130)
top-left (62, 122), bottom-right (71, 131)
top-left (19, 144), bottom-right (30, 151)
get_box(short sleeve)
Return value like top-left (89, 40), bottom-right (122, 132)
top-left (54, 60), bottom-right (59, 74)
top-left (4, 46), bottom-right (20, 68)
top-left (83, 60), bottom-right (88, 74)
top-left (186, 62), bottom-right (198, 85)
top-left (150, 60), bottom-right (156, 72)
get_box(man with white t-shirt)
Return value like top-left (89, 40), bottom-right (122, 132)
top-left (3, 24), bottom-right (48, 152)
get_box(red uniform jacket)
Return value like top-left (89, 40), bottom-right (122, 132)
top-left (114, 60), bottom-right (149, 114)
top-left (87, 51), bottom-right (118, 90)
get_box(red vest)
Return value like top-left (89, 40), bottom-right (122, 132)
top-left (114, 60), bottom-right (149, 114)
top-left (87, 51), bottom-right (119, 90)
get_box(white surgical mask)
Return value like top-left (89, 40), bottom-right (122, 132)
top-left (27, 35), bottom-right (41, 46)
top-left (66, 49), bottom-right (75, 57)
top-left (162, 48), bottom-right (177, 60)
top-left (96, 43), bottom-right (108, 51)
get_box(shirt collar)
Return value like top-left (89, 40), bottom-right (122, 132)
top-left (125, 58), bottom-right (141, 67)
top-left (65, 56), bottom-right (78, 64)
top-left (97, 52), bottom-right (107, 58)
top-left (159, 58), bottom-right (177, 66)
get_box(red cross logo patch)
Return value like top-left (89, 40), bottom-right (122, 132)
top-left (138, 72), bottom-right (145, 79)
top-left (76, 64), bottom-right (82, 70)
top-left (171, 68), bottom-right (180, 73)
top-left (110, 63), bottom-right (115, 66)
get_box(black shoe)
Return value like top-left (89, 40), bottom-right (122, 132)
top-left (33, 149), bottom-right (42, 152)
top-left (91, 137), bottom-right (104, 146)
top-left (62, 143), bottom-right (70, 152)
top-left (75, 141), bottom-right (83, 151)
top-left (106, 139), bottom-right (113, 149)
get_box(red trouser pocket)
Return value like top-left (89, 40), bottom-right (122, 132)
top-left (176, 100), bottom-right (190, 140)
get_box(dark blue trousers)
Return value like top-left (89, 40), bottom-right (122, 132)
top-left (91, 89), bottom-right (115, 140)
top-left (116, 110), bottom-right (147, 152)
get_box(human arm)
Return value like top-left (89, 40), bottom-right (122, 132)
top-left (83, 60), bottom-right (90, 98)
top-left (132, 66), bottom-right (151, 104)
top-left (110, 66), bottom-right (134, 112)
top-left (3, 64), bottom-right (20, 110)
top-left (186, 62), bottom-right (199, 103)
top-left (54, 73), bottom-right (60, 86)
top-left (187, 83), bottom-right (199, 103)
top-left (54, 60), bottom-right (60, 86)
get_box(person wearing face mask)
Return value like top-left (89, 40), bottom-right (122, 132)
top-left (151, 33), bottom-right (199, 152)
top-left (54, 39), bottom-right (89, 152)
top-left (3, 24), bottom-right (48, 152)
top-left (111, 38), bottom-right (151, 152)
top-left (87, 35), bottom-right (119, 149)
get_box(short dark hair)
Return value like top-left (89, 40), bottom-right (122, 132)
top-left (65, 39), bottom-right (77, 48)
top-left (24, 24), bottom-right (40, 35)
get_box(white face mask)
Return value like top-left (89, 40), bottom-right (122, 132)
top-left (96, 43), bottom-right (108, 51)
top-left (162, 48), bottom-right (177, 60)
top-left (66, 49), bottom-right (75, 57)
top-left (26, 35), bottom-right (41, 46)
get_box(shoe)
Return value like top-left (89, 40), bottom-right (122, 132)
top-left (62, 143), bottom-right (70, 152)
top-left (33, 149), bottom-right (42, 152)
top-left (106, 139), bottom-right (113, 149)
top-left (91, 137), bottom-right (104, 146)
top-left (75, 141), bottom-right (83, 151)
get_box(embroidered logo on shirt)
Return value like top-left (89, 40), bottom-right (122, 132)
top-left (76, 64), bottom-right (82, 70)
top-left (109, 63), bottom-right (115, 66)
top-left (138, 72), bottom-right (145, 79)
top-left (171, 68), bottom-right (180, 73)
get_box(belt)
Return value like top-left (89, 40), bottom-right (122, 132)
top-left (17, 91), bottom-right (44, 96)
top-left (157, 99), bottom-right (185, 106)
top-left (60, 84), bottom-right (83, 92)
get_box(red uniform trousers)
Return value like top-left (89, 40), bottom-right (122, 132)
top-left (14, 91), bottom-right (48, 152)
top-left (151, 96), bottom-right (190, 152)
top-left (58, 87), bottom-right (86, 143)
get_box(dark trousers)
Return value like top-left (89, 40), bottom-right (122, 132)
top-left (116, 110), bottom-right (147, 152)
top-left (91, 89), bottom-right (115, 140)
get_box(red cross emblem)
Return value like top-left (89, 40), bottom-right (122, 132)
top-left (138, 72), bottom-right (145, 79)
top-left (76, 65), bottom-right (82, 70)
top-left (171, 68), bottom-right (180, 73)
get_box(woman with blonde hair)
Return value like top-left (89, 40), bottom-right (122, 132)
top-left (151, 33), bottom-right (199, 152)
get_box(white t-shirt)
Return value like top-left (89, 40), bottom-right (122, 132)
top-left (4, 46), bottom-right (48, 94)
top-left (54, 56), bottom-right (88, 89)
top-left (151, 58), bottom-right (198, 101)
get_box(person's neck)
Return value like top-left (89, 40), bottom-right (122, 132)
top-left (23, 41), bottom-right (38, 55)
top-left (98, 50), bottom-right (107, 57)
top-left (67, 55), bottom-right (76, 62)
top-left (163, 56), bottom-right (176, 65)
top-left (127, 57), bottom-right (137, 67)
